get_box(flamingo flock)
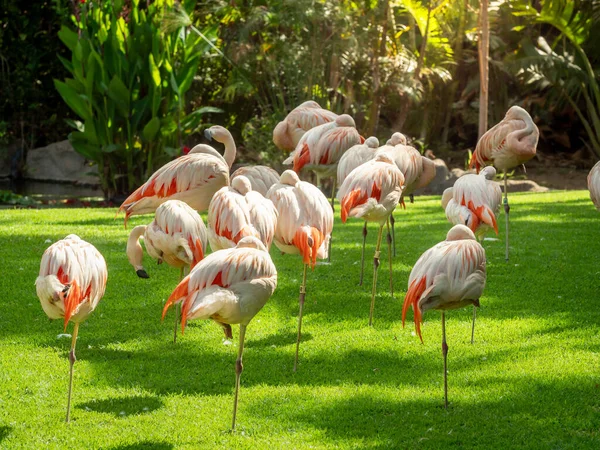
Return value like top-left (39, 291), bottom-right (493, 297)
top-left (36, 101), bottom-right (548, 430)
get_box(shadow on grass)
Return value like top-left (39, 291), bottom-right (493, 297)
top-left (77, 395), bottom-right (163, 417)
top-left (247, 377), bottom-right (600, 447)
top-left (246, 329), bottom-right (312, 348)
top-left (0, 426), bottom-right (11, 443)
top-left (107, 441), bottom-right (173, 450)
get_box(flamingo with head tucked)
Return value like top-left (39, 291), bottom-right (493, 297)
top-left (208, 175), bottom-right (278, 251)
top-left (162, 236), bottom-right (277, 431)
top-left (587, 161), bottom-right (600, 210)
top-left (379, 133), bottom-right (436, 256)
top-left (441, 166), bottom-right (500, 342)
top-left (402, 225), bottom-right (486, 408)
top-left (337, 153), bottom-right (405, 326)
top-left (231, 165), bottom-right (280, 196)
top-left (35, 234), bottom-right (107, 422)
top-left (266, 170), bottom-right (333, 371)
top-left (470, 105), bottom-right (539, 260)
top-left (126, 199), bottom-right (208, 342)
top-left (273, 101), bottom-right (338, 151)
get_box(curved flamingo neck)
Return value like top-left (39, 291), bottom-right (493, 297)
top-left (213, 130), bottom-right (237, 168)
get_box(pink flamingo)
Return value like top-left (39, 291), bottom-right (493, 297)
top-left (402, 225), bottom-right (486, 408)
top-left (126, 200), bottom-right (208, 343)
top-left (588, 161), bottom-right (600, 210)
top-left (208, 175), bottom-right (278, 251)
top-left (162, 236), bottom-right (277, 430)
top-left (380, 133), bottom-right (436, 256)
top-left (337, 153), bottom-right (405, 326)
top-left (118, 125), bottom-right (236, 225)
top-left (273, 101), bottom-right (338, 151)
top-left (441, 166), bottom-right (500, 342)
top-left (35, 234), bottom-right (108, 422)
top-left (470, 105), bottom-right (539, 260)
top-left (266, 170), bottom-right (333, 371)
top-left (231, 165), bottom-right (280, 196)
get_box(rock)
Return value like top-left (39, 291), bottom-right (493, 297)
top-left (416, 158), bottom-right (456, 195)
top-left (0, 142), bottom-right (21, 179)
top-left (24, 141), bottom-right (100, 185)
top-left (415, 157), bottom-right (549, 195)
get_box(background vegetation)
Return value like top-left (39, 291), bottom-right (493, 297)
top-left (2, 0), bottom-right (600, 195)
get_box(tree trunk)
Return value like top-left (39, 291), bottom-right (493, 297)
top-left (441, 0), bottom-right (468, 145)
top-left (366, 0), bottom-right (389, 136)
top-left (478, 0), bottom-right (490, 139)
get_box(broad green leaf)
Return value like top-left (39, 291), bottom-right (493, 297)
top-left (176, 57), bottom-right (199, 95)
top-left (58, 26), bottom-right (78, 51)
top-left (69, 132), bottom-right (101, 161)
top-left (107, 75), bottom-right (131, 117)
top-left (142, 117), bottom-right (161, 141)
top-left (149, 54), bottom-right (161, 87)
top-left (54, 79), bottom-right (92, 121)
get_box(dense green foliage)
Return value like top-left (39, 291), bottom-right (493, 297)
top-left (2, 0), bottom-right (600, 188)
top-left (54, 0), bottom-right (219, 197)
top-left (1, 191), bottom-right (599, 448)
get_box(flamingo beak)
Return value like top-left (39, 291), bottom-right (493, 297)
top-left (204, 129), bottom-right (213, 141)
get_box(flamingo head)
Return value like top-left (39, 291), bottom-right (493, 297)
top-left (280, 169), bottom-right (300, 187)
top-left (204, 125), bottom-right (230, 144)
top-left (335, 114), bottom-right (356, 127)
top-left (297, 100), bottom-right (321, 109)
top-left (273, 120), bottom-right (294, 151)
top-left (236, 236), bottom-right (268, 252)
top-left (481, 166), bottom-right (497, 180)
top-left (388, 132), bottom-right (408, 146)
top-left (365, 136), bottom-right (379, 148)
top-left (446, 224), bottom-right (476, 241)
top-left (231, 175), bottom-right (252, 195)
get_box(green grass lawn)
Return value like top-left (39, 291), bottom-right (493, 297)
top-left (1, 190), bottom-right (599, 449)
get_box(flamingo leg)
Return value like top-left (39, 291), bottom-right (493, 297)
top-left (359, 221), bottom-right (367, 286)
top-left (386, 219), bottom-right (393, 298)
top-left (231, 323), bottom-right (247, 431)
top-left (471, 306), bottom-right (477, 344)
top-left (294, 264), bottom-right (308, 372)
top-left (327, 178), bottom-right (336, 263)
top-left (65, 322), bottom-right (80, 423)
top-left (389, 214), bottom-right (396, 257)
top-left (442, 311), bottom-right (448, 409)
top-left (173, 266), bottom-right (186, 344)
top-left (503, 170), bottom-right (510, 261)
top-left (369, 225), bottom-right (384, 327)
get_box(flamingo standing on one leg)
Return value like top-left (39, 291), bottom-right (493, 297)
top-left (35, 235), bottom-right (107, 422)
top-left (470, 105), bottom-right (539, 261)
top-left (126, 200), bottom-right (208, 343)
top-left (337, 153), bottom-right (405, 326)
top-left (402, 225), bottom-right (486, 408)
top-left (231, 166), bottom-right (280, 196)
top-left (273, 101), bottom-right (338, 151)
top-left (162, 237), bottom-right (277, 431)
top-left (441, 166), bottom-right (500, 343)
top-left (266, 170), bottom-right (333, 371)
top-left (118, 126), bottom-right (236, 226)
top-left (208, 175), bottom-right (278, 251)
top-left (337, 136), bottom-right (380, 285)
top-left (587, 161), bottom-right (600, 209)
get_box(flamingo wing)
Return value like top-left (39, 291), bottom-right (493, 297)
top-left (402, 238), bottom-right (486, 342)
top-left (232, 166), bottom-right (280, 196)
top-left (208, 187), bottom-right (256, 250)
top-left (119, 154), bottom-right (229, 221)
top-left (471, 119), bottom-right (522, 171)
top-left (453, 174), bottom-right (499, 234)
top-left (162, 246), bottom-right (277, 329)
top-left (313, 126), bottom-right (362, 166)
top-left (336, 143), bottom-right (376, 186)
top-left (246, 192), bottom-right (278, 250)
top-left (36, 235), bottom-right (107, 328)
top-left (588, 161), bottom-right (600, 210)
